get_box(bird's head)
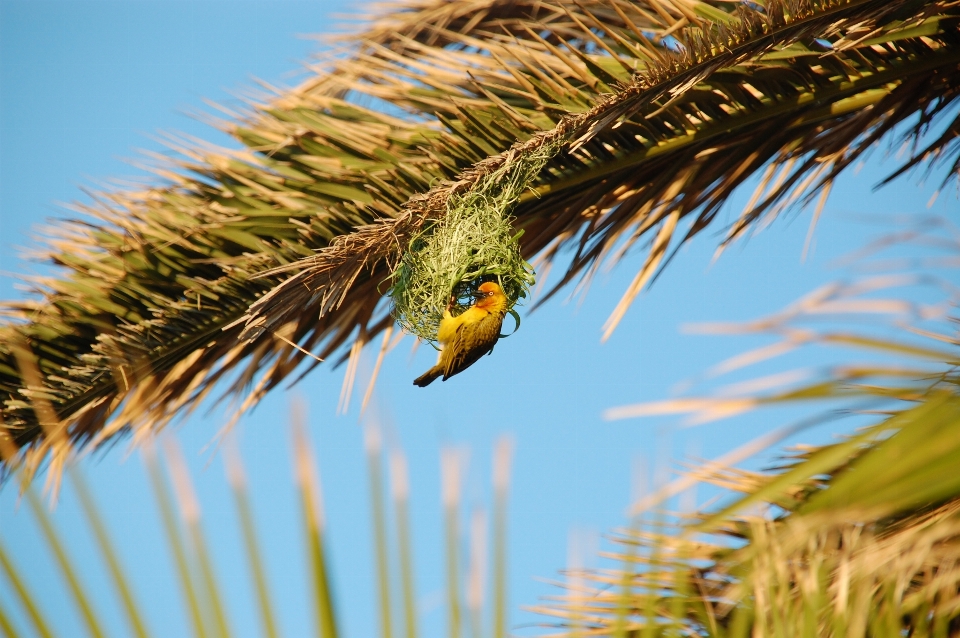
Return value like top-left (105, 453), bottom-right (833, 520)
top-left (473, 281), bottom-right (502, 298)
top-left (471, 281), bottom-right (507, 311)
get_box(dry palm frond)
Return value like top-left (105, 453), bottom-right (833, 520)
top-left (2, 0), bottom-right (960, 476)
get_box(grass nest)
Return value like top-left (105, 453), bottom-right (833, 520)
top-left (389, 142), bottom-right (560, 344)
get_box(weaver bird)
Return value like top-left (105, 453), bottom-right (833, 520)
top-left (413, 281), bottom-right (508, 387)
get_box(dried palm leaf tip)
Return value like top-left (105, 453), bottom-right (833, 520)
top-left (388, 142), bottom-right (559, 343)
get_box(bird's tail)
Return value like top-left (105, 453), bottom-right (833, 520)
top-left (413, 366), bottom-right (443, 387)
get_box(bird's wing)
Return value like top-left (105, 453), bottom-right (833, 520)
top-left (442, 310), bottom-right (505, 380)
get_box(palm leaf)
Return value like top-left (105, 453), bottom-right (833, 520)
top-left (2, 0), bottom-right (959, 475)
top-left (534, 223), bottom-right (960, 637)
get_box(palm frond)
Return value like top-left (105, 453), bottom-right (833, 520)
top-left (534, 222), bottom-right (960, 637)
top-left (3, 0), bottom-right (959, 475)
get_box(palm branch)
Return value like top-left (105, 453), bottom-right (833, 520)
top-left (536, 223), bottom-right (960, 636)
top-left (2, 0), bottom-right (959, 475)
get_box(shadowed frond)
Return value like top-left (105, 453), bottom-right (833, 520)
top-left (2, 0), bottom-right (959, 475)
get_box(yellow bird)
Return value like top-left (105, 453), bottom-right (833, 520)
top-left (413, 281), bottom-right (508, 387)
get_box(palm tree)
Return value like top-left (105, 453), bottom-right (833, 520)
top-left (1, 1), bottom-right (959, 634)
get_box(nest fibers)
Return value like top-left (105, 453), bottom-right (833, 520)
top-left (389, 142), bottom-right (560, 344)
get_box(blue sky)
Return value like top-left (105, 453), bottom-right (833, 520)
top-left (1, 2), bottom-right (957, 637)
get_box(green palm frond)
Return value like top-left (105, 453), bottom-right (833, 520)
top-left (1, 417), bottom-right (515, 638)
top-left (536, 384), bottom-right (960, 636)
top-left (538, 486), bottom-right (960, 636)
top-left (2, 0), bottom-right (959, 474)
top-left (534, 223), bottom-right (960, 636)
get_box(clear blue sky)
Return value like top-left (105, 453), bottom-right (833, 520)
top-left (1, 2), bottom-right (956, 637)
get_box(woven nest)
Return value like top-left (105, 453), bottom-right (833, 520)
top-left (389, 143), bottom-right (559, 343)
